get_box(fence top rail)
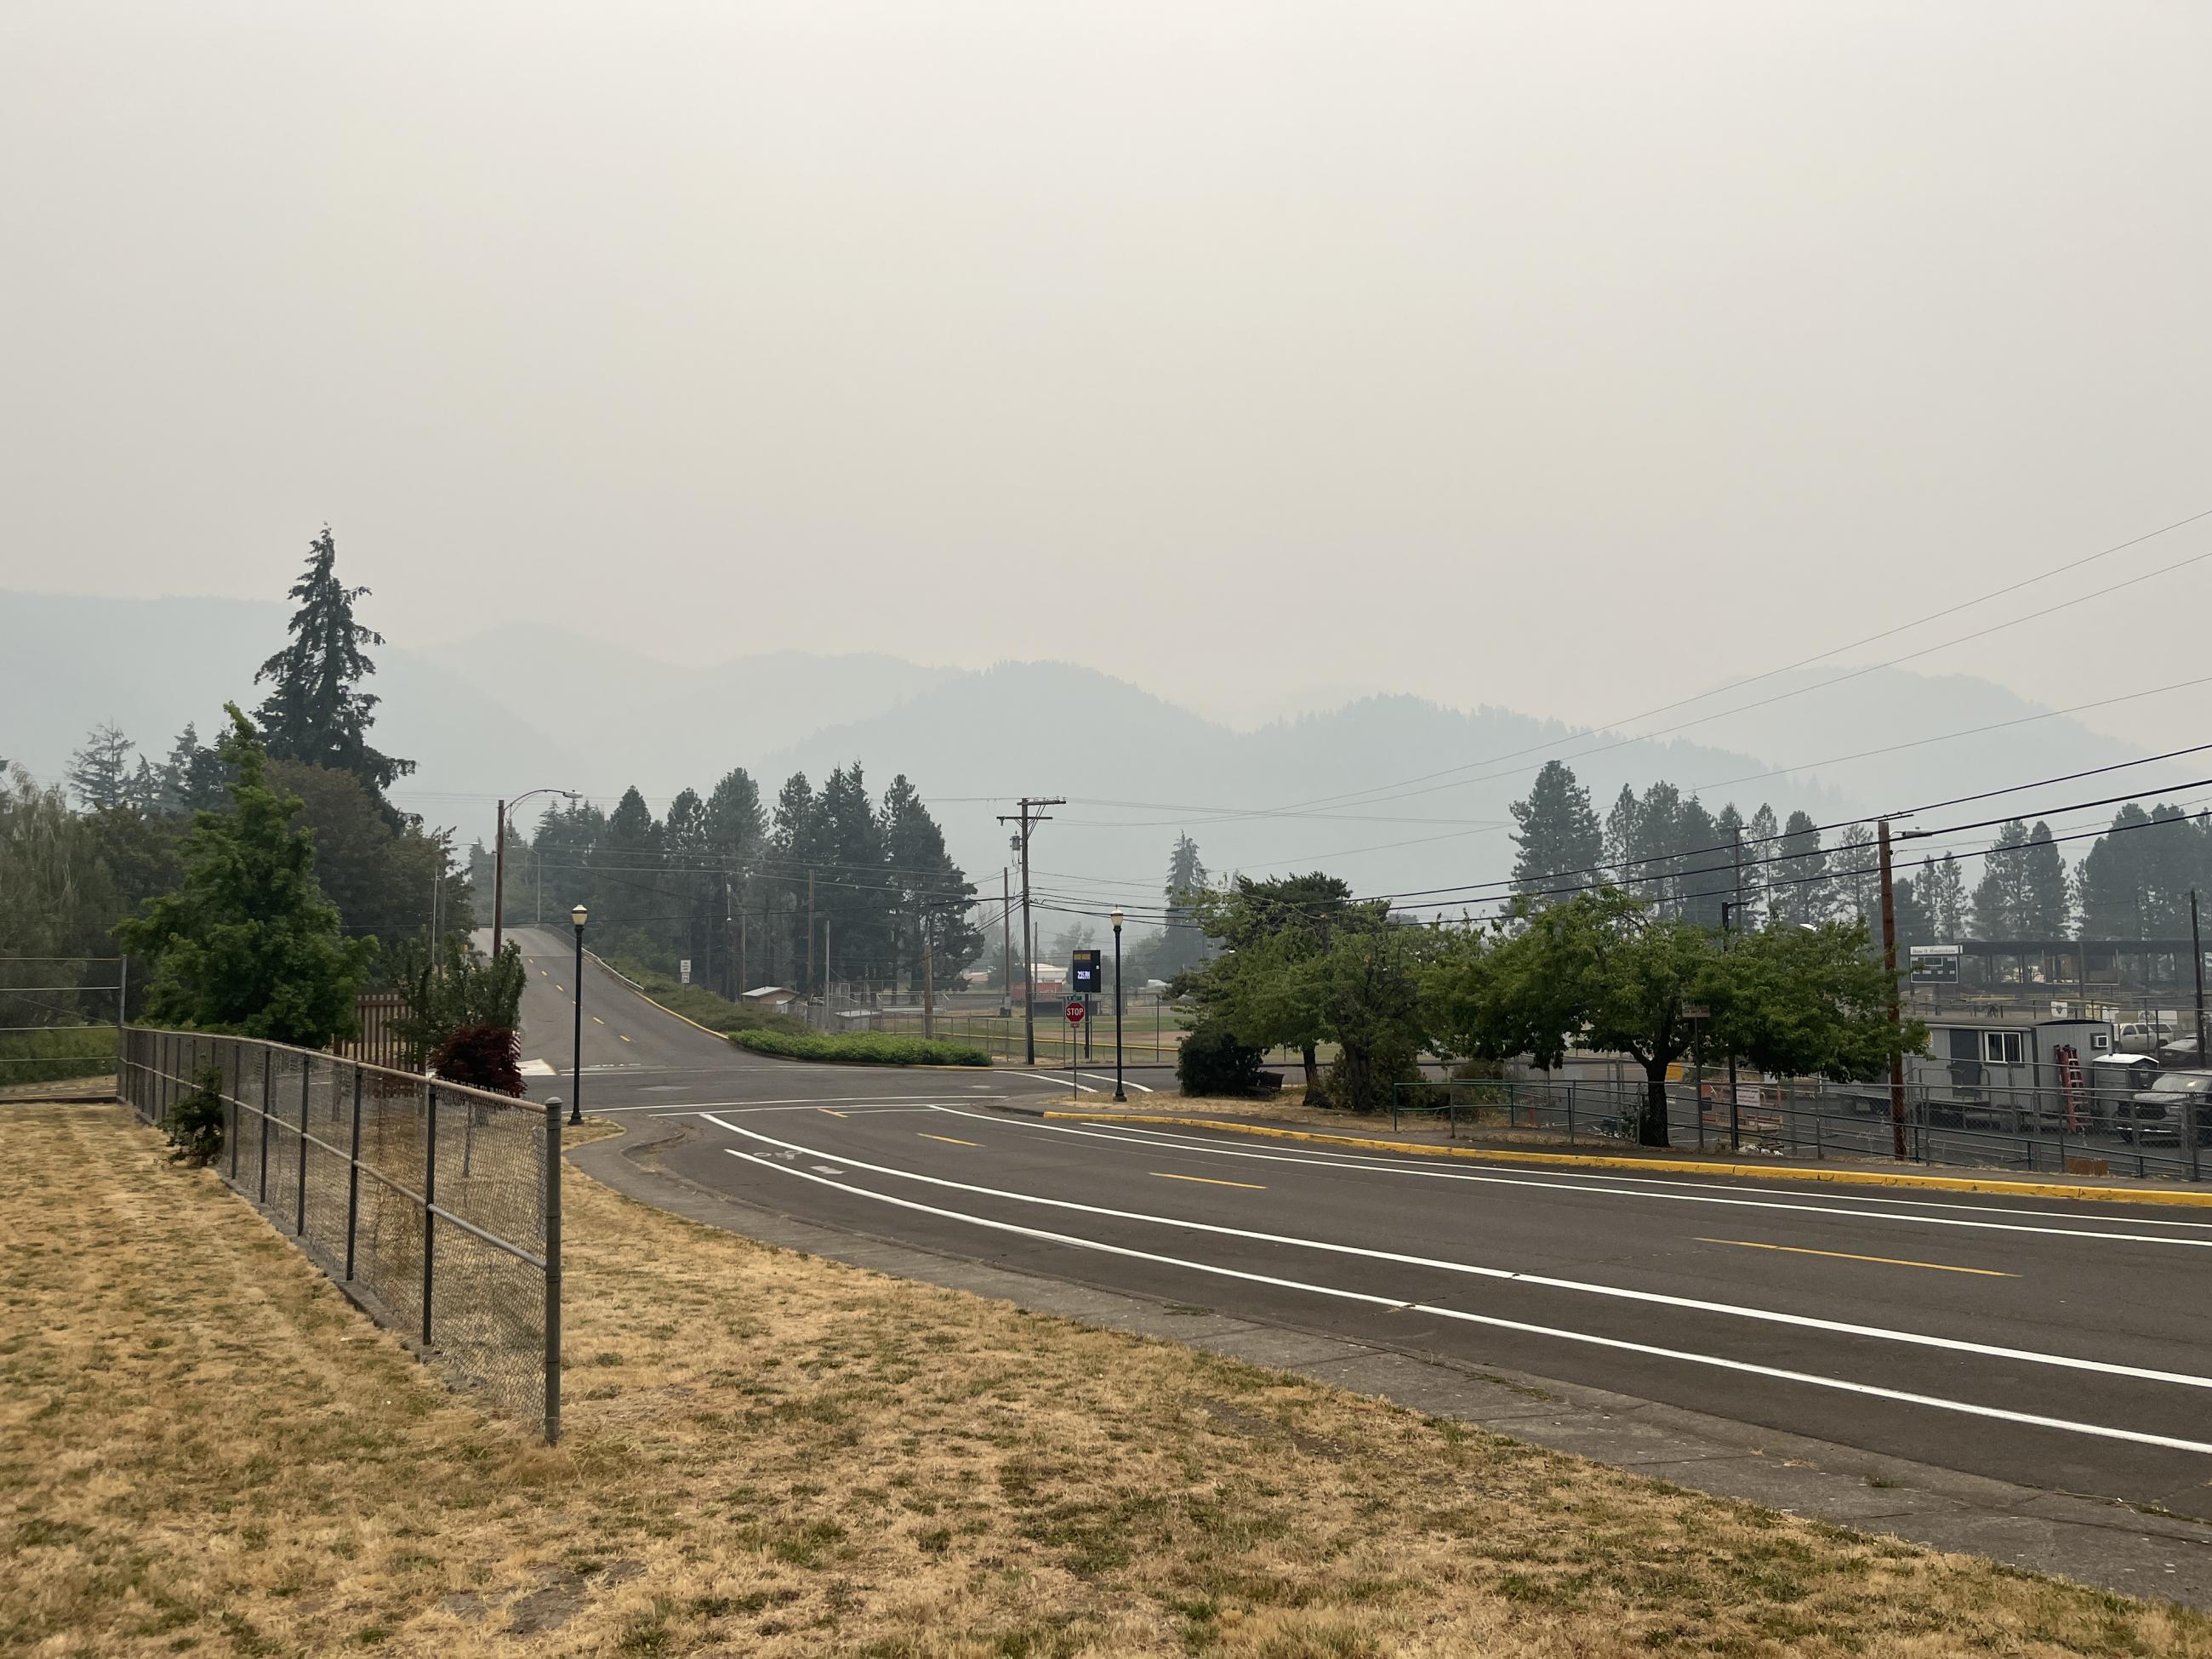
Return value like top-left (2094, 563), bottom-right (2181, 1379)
top-left (0, 955), bottom-right (126, 963)
top-left (128, 1024), bottom-right (534, 1115)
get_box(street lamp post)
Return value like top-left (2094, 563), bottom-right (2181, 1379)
top-left (568, 904), bottom-right (587, 1126)
top-left (492, 788), bottom-right (579, 960)
top-left (1110, 910), bottom-right (1126, 1103)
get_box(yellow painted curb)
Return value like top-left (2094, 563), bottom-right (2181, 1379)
top-left (1040, 1112), bottom-right (2212, 1209)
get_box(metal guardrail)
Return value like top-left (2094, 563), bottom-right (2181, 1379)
top-left (1392, 1075), bottom-right (2207, 1183)
top-left (120, 1028), bottom-right (563, 1440)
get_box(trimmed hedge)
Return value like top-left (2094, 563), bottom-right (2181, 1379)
top-left (730, 1029), bottom-right (994, 1068)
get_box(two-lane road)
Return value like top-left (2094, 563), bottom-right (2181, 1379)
top-left (510, 926), bottom-right (2212, 1519)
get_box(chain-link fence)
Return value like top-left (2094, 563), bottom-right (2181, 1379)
top-left (120, 1029), bottom-right (563, 1440)
top-left (1393, 1074), bottom-right (2208, 1183)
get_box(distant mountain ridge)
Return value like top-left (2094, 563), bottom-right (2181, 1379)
top-left (1, 591), bottom-right (2142, 918)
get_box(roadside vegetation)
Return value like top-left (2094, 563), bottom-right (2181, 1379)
top-left (4, 1103), bottom-right (2203, 1656)
top-left (601, 955), bottom-right (812, 1038)
top-left (730, 1028), bottom-right (993, 1067)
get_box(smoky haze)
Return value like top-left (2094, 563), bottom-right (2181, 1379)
top-left (2, 2), bottom-right (2209, 743)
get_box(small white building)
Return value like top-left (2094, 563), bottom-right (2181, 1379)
top-left (743, 986), bottom-right (801, 1012)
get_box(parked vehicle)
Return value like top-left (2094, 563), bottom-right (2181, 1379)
top-left (2087, 1052), bottom-right (2163, 1137)
top-left (2126, 1069), bottom-right (2212, 1147)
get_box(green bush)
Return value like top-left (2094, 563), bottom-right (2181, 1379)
top-left (604, 958), bottom-right (811, 1037)
top-left (729, 1029), bottom-right (993, 1068)
top-left (164, 1063), bottom-right (225, 1166)
top-left (1177, 1024), bottom-right (1265, 1097)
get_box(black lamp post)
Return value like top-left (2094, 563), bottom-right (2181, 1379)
top-left (568, 904), bottom-right (587, 1126)
top-left (1110, 909), bottom-right (1126, 1102)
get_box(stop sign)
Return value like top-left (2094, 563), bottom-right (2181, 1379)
top-left (1064, 1000), bottom-right (1086, 1026)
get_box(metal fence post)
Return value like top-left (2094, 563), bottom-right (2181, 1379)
top-left (344, 1069), bottom-right (363, 1282)
top-left (258, 1050), bottom-right (272, 1204)
top-left (544, 1096), bottom-right (562, 1445)
top-left (1566, 1082), bottom-right (1576, 1144)
top-left (297, 1054), bottom-right (312, 1236)
top-left (229, 1045), bottom-right (242, 1180)
top-left (421, 1084), bottom-right (437, 1348)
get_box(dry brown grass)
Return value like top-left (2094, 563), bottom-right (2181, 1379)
top-left (3, 1103), bottom-right (2204, 1657)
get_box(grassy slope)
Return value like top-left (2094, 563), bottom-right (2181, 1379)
top-left (2, 1105), bottom-right (2202, 1657)
top-left (600, 956), bottom-right (810, 1037)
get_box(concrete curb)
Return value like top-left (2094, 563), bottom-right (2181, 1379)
top-left (1038, 1111), bottom-right (2212, 1207)
top-left (569, 1115), bottom-right (2212, 1611)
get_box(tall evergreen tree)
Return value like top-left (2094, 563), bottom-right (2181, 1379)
top-left (1920, 852), bottom-right (1965, 941)
top-left (769, 772), bottom-right (819, 987)
top-left (816, 762), bottom-right (889, 994)
top-left (116, 706), bottom-right (373, 1046)
top-left (1771, 811), bottom-right (1827, 926)
top-left (1970, 820), bottom-right (2069, 938)
top-left (1508, 761), bottom-right (1603, 902)
top-left (1151, 832), bottom-right (1211, 981)
top-left (66, 722), bottom-right (135, 810)
top-left (1602, 785), bottom-right (1642, 893)
top-left (881, 774), bottom-right (979, 997)
top-left (1745, 802), bottom-right (1780, 926)
top-left (1829, 823), bottom-right (1880, 927)
top-left (1673, 794), bottom-right (1725, 928)
top-left (253, 527), bottom-right (413, 808)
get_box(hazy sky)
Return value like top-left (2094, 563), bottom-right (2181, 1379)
top-left (5, 2), bottom-right (2209, 747)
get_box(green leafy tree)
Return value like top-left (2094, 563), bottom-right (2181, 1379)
top-left (1707, 917), bottom-right (1925, 1082)
top-left (117, 707), bottom-right (374, 1046)
top-left (1187, 872), bottom-right (1355, 1089)
top-left (1509, 761), bottom-right (1604, 902)
top-left (272, 761), bottom-right (468, 948)
top-left (254, 527), bottom-right (414, 808)
top-left (388, 935), bottom-right (527, 1088)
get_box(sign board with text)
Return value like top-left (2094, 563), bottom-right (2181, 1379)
top-left (1070, 949), bottom-right (1104, 995)
top-left (1909, 944), bottom-right (1961, 983)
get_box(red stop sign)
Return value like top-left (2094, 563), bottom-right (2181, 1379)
top-left (1064, 1000), bottom-right (1086, 1026)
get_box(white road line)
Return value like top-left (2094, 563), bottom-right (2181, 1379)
top-left (1012, 1071), bottom-right (1099, 1092)
top-left (702, 1117), bottom-right (2212, 1394)
top-left (724, 1149), bottom-right (2212, 1459)
top-left (584, 1102), bottom-right (945, 1116)
top-left (936, 1111), bottom-right (2212, 1250)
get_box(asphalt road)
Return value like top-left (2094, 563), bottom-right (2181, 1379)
top-left (508, 927), bottom-right (2212, 1519)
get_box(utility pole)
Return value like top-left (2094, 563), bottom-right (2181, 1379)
top-left (806, 870), bottom-right (817, 999)
top-left (921, 908), bottom-right (936, 1040)
top-left (2191, 890), bottom-right (2205, 1182)
top-left (1721, 900), bottom-right (1741, 1153)
top-left (1878, 818), bottom-right (1907, 1160)
top-left (1000, 867), bottom-right (1013, 1018)
top-left (738, 904), bottom-right (749, 998)
top-left (995, 798), bottom-right (1063, 1065)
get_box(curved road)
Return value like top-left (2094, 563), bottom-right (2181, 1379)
top-left (508, 926), bottom-right (2212, 1554)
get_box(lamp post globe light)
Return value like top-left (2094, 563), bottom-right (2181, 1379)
top-left (490, 788), bottom-right (580, 960)
top-left (568, 904), bottom-right (588, 1126)
top-left (1109, 909), bottom-right (1126, 1103)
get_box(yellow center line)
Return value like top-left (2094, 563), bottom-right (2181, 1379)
top-left (1696, 1238), bottom-right (2016, 1278)
top-left (819, 1109), bottom-right (848, 1118)
top-left (1153, 1172), bottom-right (1268, 1191)
top-left (554, 984), bottom-right (563, 992)
top-left (619, 1034), bottom-right (633, 1043)
top-left (591, 1016), bottom-right (605, 1024)
top-left (920, 1133), bottom-right (978, 1147)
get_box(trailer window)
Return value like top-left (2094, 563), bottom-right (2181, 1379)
top-left (1983, 1031), bottom-right (2023, 1064)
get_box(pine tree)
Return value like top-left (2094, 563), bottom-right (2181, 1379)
top-left (1772, 812), bottom-right (1827, 926)
top-left (881, 774), bottom-right (978, 995)
top-left (770, 772), bottom-right (819, 987)
top-left (1920, 852), bottom-right (1965, 941)
top-left (1630, 782), bottom-right (1682, 913)
top-left (1673, 795), bottom-right (1724, 928)
top-left (253, 527), bottom-right (413, 807)
top-left (1746, 803), bottom-right (1780, 926)
top-left (1970, 820), bottom-right (2033, 938)
top-left (116, 706), bottom-right (374, 1046)
top-left (816, 762), bottom-right (888, 994)
top-left (1829, 824), bottom-right (1880, 926)
top-left (1602, 786), bottom-right (1642, 893)
top-left (1152, 834), bottom-right (1211, 981)
top-left (66, 722), bottom-right (135, 810)
top-left (2020, 821), bottom-right (2072, 937)
top-left (1508, 761), bottom-right (1603, 902)
top-left (158, 722), bottom-right (228, 817)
